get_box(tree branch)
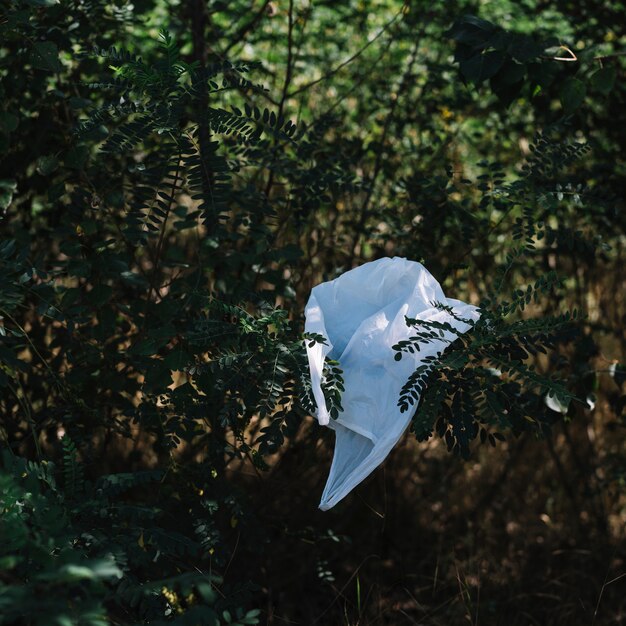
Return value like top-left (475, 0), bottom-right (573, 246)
top-left (287, 4), bottom-right (406, 99)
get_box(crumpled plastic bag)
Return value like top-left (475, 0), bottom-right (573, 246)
top-left (304, 257), bottom-right (479, 510)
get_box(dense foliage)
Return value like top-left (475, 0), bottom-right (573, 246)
top-left (1, 0), bottom-right (625, 624)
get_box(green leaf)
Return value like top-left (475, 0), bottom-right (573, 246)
top-left (460, 51), bottom-right (505, 84)
top-left (36, 155), bottom-right (59, 176)
top-left (64, 145), bottom-right (89, 169)
top-left (545, 390), bottom-right (570, 415)
top-left (590, 66), bottom-right (616, 95)
top-left (30, 41), bottom-right (62, 72)
top-left (120, 270), bottom-right (150, 289)
top-left (442, 351), bottom-right (468, 369)
top-left (0, 555), bottom-right (22, 569)
top-left (69, 97), bottom-right (92, 110)
top-left (448, 16), bottom-right (496, 47)
top-left (509, 35), bottom-right (542, 63)
top-left (0, 111), bottom-right (18, 133)
top-left (459, 14), bottom-right (496, 31)
top-left (144, 361), bottom-right (172, 390)
top-left (489, 60), bottom-right (525, 105)
top-left (497, 60), bottom-right (526, 85)
top-left (559, 77), bottom-right (586, 114)
top-left (24, 0), bottom-right (60, 6)
top-left (128, 338), bottom-right (159, 356)
top-left (196, 580), bottom-right (217, 603)
top-left (0, 179), bottom-right (17, 211)
top-left (164, 348), bottom-right (191, 371)
top-left (87, 285), bottom-right (112, 307)
top-left (41, 559), bottom-right (122, 582)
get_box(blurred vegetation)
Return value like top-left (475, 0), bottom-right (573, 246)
top-left (1, 0), bottom-right (626, 624)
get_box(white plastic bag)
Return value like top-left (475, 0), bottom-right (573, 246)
top-left (304, 257), bottom-right (479, 510)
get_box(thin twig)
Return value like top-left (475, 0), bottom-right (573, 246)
top-left (541, 46), bottom-right (626, 63)
top-left (349, 37), bottom-right (420, 263)
top-left (222, 0), bottom-right (273, 55)
top-left (7, 379), bottom-right (42, 460)
top-left (316, 34), bottom-right (396, 121)
top-left (541, 45), bottom-right (577, 62)
top-left (1, 308), bottom-right (67, 398)
top-left (594, 50), bottom-right (626, 61)
top-left (151, 151), bottom-right (183, 302)
top-left (313, 555), bottom-right (380, 624)
top-left (593, 570), bottom-right (626, 624)
top-left (287, 5), bottom-right (406, 99)
top-left (264, 0), bottom-right (295, 200)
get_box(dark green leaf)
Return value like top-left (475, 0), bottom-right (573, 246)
top-left (164, 349), bottom-right (191, 371)
top-left (0, 111), bottom-right (18, 133)
top-left (0, 179), bottom-right (17, 211)
top-left (30, 41), bottom-right (62, 72)
top-left (36, 155), bottom-right (59, 176)
top-left (509, 35), bottom-right (542, 63)
top-left (460, 51), bottom-right (505, 84)
top-left (560, 77), bottom-right (586, 114)
top-left (590, 66), bottom-right (616, 95)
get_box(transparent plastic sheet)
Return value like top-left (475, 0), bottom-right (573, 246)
top-left (304, 257), bottom-right (480, 510)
